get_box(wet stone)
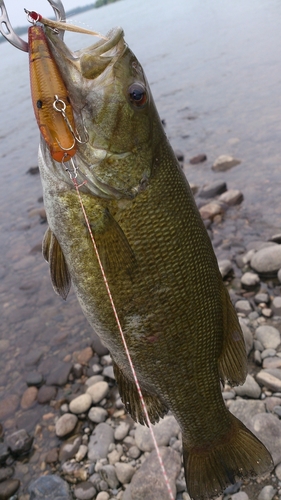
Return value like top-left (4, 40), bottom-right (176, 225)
top-left (25, 371), bottom-right (44, 387)
top-left (102, 365), bottom-right (115, 380)
top-left (28, 475), bottom-right (71, 500)
top-left (88, 423), bottom-right (114, 461)
top-left (59, 435), bottom-right (82, 463)
top-left (0, 479), bottom-right (20, 499)
top-left (218, 189), bottom-right (243, 206)
top-left (21, 386), bottom-right (38, 409)
top-left (45, 448), bottom-right (59, 464)
top-left (74, 481), bottom-right (97, 500)
top-left (55, 413), bottom-right (78, 437)
top-left (189, 153), bottom-right (207, 164)
top-left (198, 180), bottom-right (227, 199)
top-left (37, 385), bottom-right (57, 404)
top-left (0, 443), bottom-right (9, 465)
top-left (23, 348), bottom-right (44, 366)
top-left (0, 394), bottom-right (19, 420)
top-left (6, 429), bottom-right (33, 456)
top-left (76, 347), bottom-right (94, 365)
top-left (0, 466), bottom-right (14, 482)
top-left (199, 200), bottom-right (224, 220)
top-left (91, 333), bottom-right (109, 357)
top-left (45, 361), bottom-right (72, 386)
top-left (69, 394), bottom-right (92, 414)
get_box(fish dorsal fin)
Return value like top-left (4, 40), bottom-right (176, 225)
top-left (88, 206), bottom-right (136, 276)
top-left (218, 286), bottom-right (247, 385)
top-left (42, 227), bottom-right (71, 300)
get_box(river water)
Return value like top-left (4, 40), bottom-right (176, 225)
top-left (0, 0), bottom-right (281, 496)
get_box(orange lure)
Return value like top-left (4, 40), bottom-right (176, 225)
top-left (28, 24), bottom-right (77, 162)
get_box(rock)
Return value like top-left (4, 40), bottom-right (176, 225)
top-left (135, 415), bottom-right (180, 452)
top-left (0, 394), bottom-right (19, 420)
top-left (59, 435), bottom-right (82, 463)
top-left (254, 293), bottom-right (270, 305)
top-left (218, 259), bottom-right (233, 279)
top-left (234, 374), bottom-right (261, 398)
top-left (61, 461), bottom-right (87, 481)
top-left (75, 444), bottom-right (88, 462)
top-left (229, 399), bottom-right (266, 429)
top-left (73, 363), bottom-right (83, 378)
top-left (114, 422), bottom-right (130, 441)
top-left (91, 332), bottom-right (109, 356)
top-left (189, 154), bottom-right (207, 165)
top-left (198, 180), bottom-right (227, 198)
top-left (130, 447), bottom-right (181, 500)
top-left (69, 394), bottom-right (92, 414)
top-left (28, 475), bottom-right (71, 500)
top-left (241, 272), bottom-right (260, 288)
top-left (251, 413), bottom-right (281, 465)
top-left (251, 245), bottom-right (281, 275)
top-left (218, 189), bottom-right (243, 206)
top-left (265, 396), bottom-right (281, 412)
top-left (275, 462), bottom-right (281, 480)
top-left (55, 413), bottom-right (78, 437)
top-left (88, 407), bottom-right (108, 423)
top-left (24, 348), bottom-right (44, 366)
top-left (37, 385), bottom-right (57, 404)
top-left (256, 370), bottom-right (281, 392)
top-left (263, 356), bottom-right (281, 369)
top-left (102, 365), bottom-right (115, 380)
top-left (6, 429), bottom-right (33, 456)
top-left (45, 448), bottom-right (59, 463)
top-left (0, 443), bottom-right (9, 465)
top-left (100, 464), bottom-right (119, 489)
top-left (261, 308), bottom-right (273, 318)
top-left (74, 481), bottom-right (97, 500)
top-left (115, 462), bottom-right (135, 484)
top-left (278, 268), bottom-right (281, 283)
top-left (26, 371), bottom-right (44, 387)
top-left (272, 297), bottom-right (281, 316)
top-left (76, 347), bottom-right (93, 365)
top-left (88, 423), bottom-right (114, 461)
top-left (247, 241), bottom-right (277, 252)
top-left (255, 325), bottom-right (281, 349)
top-left (0, 479), bottom-right (20, 499)
top-left (235, 299), bottom-right (252, 315)
top-left (212, 155), bottom-right (241, 172)
top-left (239, 318), bottom-right (253, 355)
top-left (21, 386), bottom-right (38, 409)
top-left (261, 348), bottom-right (276, 360)
top-left (199, 201), bottom-right (224, 220)
top-left (46, 362), bottom-right (72, 386)
top-left (127, 445), bottom-right (141, 459)
top-left (258, 485), bottom-right (277, 500)
top-left (86, 381), bottom-right (109, 404)
top-left (96, 493), bottom-right (110, 500)
top-left (230, 493), bottom-right (249, 500)
top-left (85, 375), bottom-right (104, 387)
top-left (0, 466), bottom-right (14, 482)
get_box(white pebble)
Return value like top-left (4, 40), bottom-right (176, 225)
top-left (69, 393), bottom-right (92, 414)
top-left (86, 381), bottom-right (109, 404)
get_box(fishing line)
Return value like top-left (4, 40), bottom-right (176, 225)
top-left (71, 174), bottom-right (174, 500)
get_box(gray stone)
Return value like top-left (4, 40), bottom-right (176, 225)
top-left (239, 318), bottom-right (253, 355)
top-left (272, 297), bottom-right (281, 315)
top-left (235, 299), bottom-right (252, 315)
top-left (75, 444), bottom-right (88, 462)
top-left (46, 362), bottom-right (72, 386)
top-left (24, 348), bottom-right (45, 366)
top-left (0, 394), bottom-right (19, 420)
top-left (251, 413), bottom-right (281, 465)
top-left (0, 466), bottom-right (14, 482)
top-left (96, 493), bottom-right (110, 500)
top-left (258, 485), bottom-right (277, 500)
top-left (251, 245), bottom-right (281, 275)
top-left (74, 481), bottom-right (96, 500)
top-left (247, 241), bottom-right (277, 252)
top-left (114, 422), bottom-right (130, 441)
top-left (91, 332), bottom-right (109, 357)
top-left (255, 325), bottom-right (281, 349)
top-left (59, 435), bottom-right (82, 463)
top-left (28, 475), bottom-right (70, 500)
top-left (254, 350), bottom-right (262, 365)
top-left (88, 407), bottom-right (108, 423)
top-left (86, 381), bottom-right (109, 404)
top-left (6, 429), bottom-right (33, 456)
top-left (218, 259), bottom-right (233, 279)
top-left (26, 371), bottom-right (44, 387)
top-left (241, 272), bottom-right (260, 287)
top-left (100, 464), bottom-right (119, 489)
top-left (102, 365), bottom-right (115, 380)
top-left (229, 399), bottom-right (266, 429)
top-left (278, 268), bottom-right (281, 283)
top-left (135, 415), bottom-right (180, 452)
top-left (69, 394), bottom-right (92, 414)
top-left (108, 444), bottom-right (123, 464)
top-left (218, 189), bottom-right (243, 206)
top-left (88, 423), bottom-right (114, 461)
top-left (85, 375), bottom-right (104, 387)
top-left (115, 462), bottom-right (135, 484)
top-left (212, 155), bottom-right (241, 172)
top-left (263, 356), bottom-right (281, 369)
top-left (0, 479), bottom-right (20, 499)
top-left (255, 293), bottom-right (270, 305)
top-left (198, 180), bottom-right (227, 199)
top-left (199, 200), bottom-right (224, 220)
top-left (275, 462), bottom-right (281, 479)
top-left (0, 443), bottom-right (9, 465)
top-left (37, 385), bottom-right (57, 404)
top-left (130, 447), bottom-right (181, 500)
top-left (256, 370), bottom-right (281, 392)
top-left (55, 413), bottom-right (78, 437)
top-left (233, 374), bottom-right (261, 398)
top-left (127, 445), bottom-right (141, 459)
top-left (231, 493), bottom-right (249, 500)
top-left (261, 348), bottom-right (276, 360)
top-left (264, 396), bottom-right (281, 412)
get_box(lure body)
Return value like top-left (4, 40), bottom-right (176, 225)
top-left (28, 24), bottom-right (76, 162)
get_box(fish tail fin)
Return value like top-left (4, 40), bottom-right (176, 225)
top-left (183, 414), bottom-right (273, 500)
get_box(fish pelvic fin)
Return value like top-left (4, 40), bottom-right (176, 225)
top-left (113, 361), bottom-right (168, 425)
top-left (218, 286), bottom-right (247, 385)
top-left (42, 227), bottom-right (71, 300)
top-left (183, 414), bottom-right (273, 500)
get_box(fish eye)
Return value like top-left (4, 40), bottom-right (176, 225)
top-left (128, 83), bottom-right (147, 108)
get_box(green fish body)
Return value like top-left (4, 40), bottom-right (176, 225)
top-left (39, 27), bottom-right (272, 499)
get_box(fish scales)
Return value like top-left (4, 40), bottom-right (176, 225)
top-left (38, 26), bottom-right (273, 499)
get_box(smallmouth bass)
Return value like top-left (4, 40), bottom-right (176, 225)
top-left (38, 26), bottom-right (272, 499)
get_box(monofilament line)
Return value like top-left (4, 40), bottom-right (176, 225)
top-left (73, 178), bottom-right (174, 500)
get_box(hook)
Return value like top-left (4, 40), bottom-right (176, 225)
top-left (0, 0), bottom-right (66, 52)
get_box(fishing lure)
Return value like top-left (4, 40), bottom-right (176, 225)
top-left (28, 23), bottom-right (78, 163)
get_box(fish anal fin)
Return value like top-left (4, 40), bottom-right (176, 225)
top-left (113, 360), bottom-right (168, 425)
top-left (89, 206), bottom-right (136, 276)
top-left (218, 286), bottom-right (247, 386)
top-left (42, 227), bottom-right (71, 300)
top-left (183, 414), bottom-right (273, 500)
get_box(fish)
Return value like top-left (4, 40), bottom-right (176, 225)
top-left (38, 25), bottom-right (273, 499)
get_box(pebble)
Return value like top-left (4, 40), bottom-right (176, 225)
top-left (102, 365), bottom-right (115, 380)
top-left (234, 374), bottom-right (261, 398)
top-left (88, 407), bottom-right (108, 423)
top-left (218, 189), bottom-right (243, 206)
top-left (69, 393), bottom-right (92, 414)
top-left (264, 396), bottom-right (281, 412)
top-left (55, 413), bottom-right (78, 437)
top-left (199, 200), bottom-right (224, 220)
top-left (86, 381), bottom-right (109, 404)
top-left (272, 296), bottom-right (281, 315)
top-left (114, 422), bottom-right (130, 441)
top-left (251, 245), bottom-right (281, 275)
top-left (275, 462), bottom-right (281, 480)
top-left (100, 464), bottom-right (119, 489)
top-left (25, 371), bottom-right (44, 387)
top-left (212, 155), bottom-right (241, 171)
top-left (74, 481), bottom-right (97, 500)
top-left (96, 493), bottom-right (110, 500)
top-left (241, 272), bottom-right (260, 287)
top-left (261, 348), bottom-right (276, 360)
top-left (20, 386), bottom-right (38, 409)
top-left (28, 475), bottom-right (71, 500)
top-left (255, 325), bottom-right (281, 349)
top-left (115, 462), bottom-right (135, 484)
top-left (0, 394), bottom-right (19, 420)
top-left (76, 347), bottom-right (94, 365)
top-left (45, 361), bottom-right (72, 386)
top-left (59, 435), bottom-right (82, 463)
top-left (198, 180), bottom-right (227, 198)
top-left (256, 370), bottom-right (281, 392)
top-left (0, 466), bottom-right (14, 482)
top-left (0, 479), bottom-right (20, 499)
top-left (37, 385), bottom-right (57, 404)
top-left (135, 415), bottom-right (180, 452)
top-left (231, 493), bottom-right (249, 500)
top-left (88, 423), bottom-right (115, 461)
top-left (251, 413), bottom-right (281, 465)
top-left (235, 299), bottom-right (252, 315)
top-left (229, 399), bottom-right (266, 428)
top-left (263, 356), bottom-right (281, 369)
top-left (6, 429), bottom-right (33, 456)
top-left (218, 259), bottom-right (233, 278)
top-left (85, 375), bottom-right (104, 387)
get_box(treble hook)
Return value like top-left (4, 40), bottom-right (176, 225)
top-left (0, 0), bottom-right (66, 52)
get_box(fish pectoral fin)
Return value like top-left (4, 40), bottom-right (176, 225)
top-left (89, 207), bottom-right (136, 276)
top-left (218, 286), bottom-right (247, 385)
top-left (113, 360), bottom-right (168, 425)
top-left (42, 227), bottom-right (71, 300)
